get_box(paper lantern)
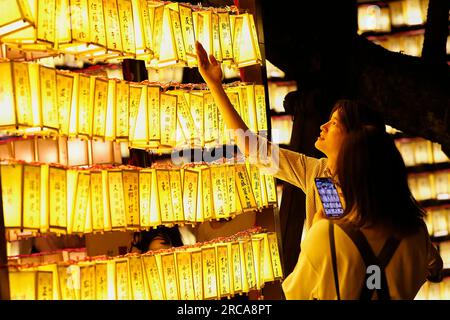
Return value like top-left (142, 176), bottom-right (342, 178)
top-left (128, 256), bottom-right (148, 300)
top-left (56, 72), bottom-right (74, 136)
top-left (231, 13), bottom-right (262, 68)
top-left (202, 246), bottom-right (218, 299)
top-left (159, 93), bottom-right (178, 147)
top-left (138, 169), bottom-right (152, 228)
top-left (431, 209), bottom-right (448, 237)
top-left (71, 171), bottom-right (90, 234)
top-left (22, 164), bottom-right (41, 230)
top-left (90, 171), bottom-right (105, 232)
top-left (91, 140), bottom-right (115, 164)
top-left (142, 254), bottom-right (165, 300)
top-left (403, 0), bottom-right (424, 25)
top-left (92, 78), bottom-right (109, 138)
top-left (48, 166), bottom-right (67, 232)
top-left (216, 244), bottom-right (232, 297)
top-left (434, 171), bottom-right (450, 200)
top-left (0, 0), bottom-right (34, 37)
top-left (105, 80), bottom-right (116, 140)
top-left (117, 0), bottom-right (136, 56)
top-left (218, 12), bottom-right (233, 63)
top-left (108, 170), bottom-right (127, 230)
top-left (210, 165), bottom-right (228, 219)
top-left (13, 138), bottom-right (35, 162)
top-left (130, 85), bottom-right (148, 146)
top-left (161, 253), bottom-right (179, 299)
top-left (167, 90), bottom-right (197, 145)
top-left (133, 0), bottom-right (153, 58)
top-left (267, 232), bottom-right (283, 279)
top-left (77, 75), bottom-right (95, 138)
top-left (1, 164), bottom-right (23, 229)
top-left (182, 169), bottom-right (199, 224)
top-left (147, 86), bottom-right (161, 147)
top-left (156, 169), bottom-right (174, 224)
top-left (9, 271), bottom-right (37, 300)
top-left (122, 170), bottom-right (140, 229)
top-left (175, 251), bottom-right (195, 300)
top-left (67, 138), bottom-right (89, 166)
top-left (413, 139), bottom-right (433, 164)
top-left (115, 81), bottom-right (129, 140)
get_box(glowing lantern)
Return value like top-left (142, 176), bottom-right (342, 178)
top-left (147, 86), bottom-right (161, 147)
top-left (0, 0), bottom-right (34, 37)
top-left (130, 85), bottom-right (148, 146)
top-left (77, 75), bottom-right (95, 138)
top-left (133, 0), bottom-right (153, 58)
top-left (105, 79), bottom-right (116, 140)
top-left (193, 10), bottom-right (212, 58)
top-left (91, 140), bottom-right (114, 164)
top-left (218, 12), bottom-right (233, 63)
top-left (102, 0), bottom-right (123, 57)
top-left (230, 13), bottom-right (262, 68)
top-left (23, 164), bottom-right (41, 230)
top-left (1, 164), bottom-right (23, 229)
top-left (115, 81), bottom-right (129, 140)
top-left (216, 244), bottom-right (231, 297)
top-left (138, 169), bottom-right (152, 228)
top-left (189, 248), bottom-right (203, 299)
top-left (210, 165), bottom-right (228, 219)
top-left (241, 239), bottom-right (256, 291)
top-left (108, 170), bottom-right (127, 230)
top-left (168, 90), bottom-right (197, 145)
top-left (92, 78), bottom-right (109, 138)
top-left (175, 251), bottom-right (195, 300)
top-left (48, 166), bottom-right (67, 232)
top-left (156, 169), bottom-right (174, 224)
top-left (122, 170), bottom-right (140, 229)
top-left (13, 138), bottom-right (35, 163)
top-left (94, 261), bottom-right (109, 300)
top-left (128, 256), bottom-right (148, 300)
top-left (182, 169), bottom-right (199, 223)
top-left (403, 0), bottom-right (424, 25)
top-left (117, 0), bottom-right (136, 56)
top-left (79, 263), bottom-right (96, 300)
top-left (71, 171), bottom-right (90, 234)
top-left (142, 254), bottom-right (165, 300)
top-left (161, 253), bottom-right (179, 299)
top-left (202, 246), bottom-right (218, 299)
top-left (56, 72), bottom-right (74, 136)
top-left (159, 93), bottom-right (178, 147)
top-left (250, 235), bottom-right (264, 289)
top-left (148, 2), bottom-right (164, 61)
top-left (0, 62), bottom-right (16, 130)
top-left (235, 164), bottom-right (257, 212)
top-left (9, 271), bottom-right (37, 300)
top-left (67, 138), bottom-right (89, 166)
top-left (267, 232), bottom-right (283, 279)
top-left (90, 171), bottom-right (104, 232)
top-left (230, 242), bottom-right (243, 294)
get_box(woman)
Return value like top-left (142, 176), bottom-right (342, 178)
top-left (129, 226), bottom-right (184, 253)
top-left (283, 127), bottom-right (442, 299)
top-left (195, 41), bottom-right (384, 231)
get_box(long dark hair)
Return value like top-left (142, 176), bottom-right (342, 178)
top-left (336, 126), bottom-right (425, 234)
top-left (130, 226), bottom-right (184, 253)
top-left (331, 99), bottom-right (385, 133)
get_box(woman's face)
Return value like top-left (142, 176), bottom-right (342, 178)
top-left (315, 110), bottom-right (347, 159)
top-left (148, 235), bottom-right (172, 251)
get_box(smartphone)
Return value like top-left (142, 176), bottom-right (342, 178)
top-left (314, 177), bottom-right (344, 218)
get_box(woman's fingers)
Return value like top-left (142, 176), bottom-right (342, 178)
top-left (195, 41), bottom-right (209, 67)
top-left (209, 54), bottom-right (218, 66)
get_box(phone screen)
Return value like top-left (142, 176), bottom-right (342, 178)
top-left (314, 177), bottom-right (344, 218)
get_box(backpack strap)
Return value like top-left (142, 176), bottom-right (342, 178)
top-left (335, 222), bottom-right (401, 300)
top-left (329, 222), bottom-right (340, 300)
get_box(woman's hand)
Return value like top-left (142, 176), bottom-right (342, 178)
top-left (196, 41), bottom-right (223, 87)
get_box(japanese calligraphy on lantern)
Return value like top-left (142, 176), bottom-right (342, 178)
top-left (211, 166), bottom-right (226, 219)
top-left (93, 78), bottom-right (109, 138)
top-left (122, 170), bottom-right (140, 229)
top-left (88, 0), bottom-right (107, 47)
top-left (40, 66), bottom-right (58, 130)
top-left (147, 86), bottom-right (161, 143)
top-left (37, 271), bottom-right (54, 300)
top-left (80, 265), bottom-right (96, 300)
top-left (1, 164), bottom-right (23, 228)
top-left (108, 171), bottom-right (127, 229)
top-left (23, 165), bottom-right (41, 230)
top-left (95, 262), bottom-right (108, 300)
top-left (56, 73), bottom-right (74, 136)
top-left (77, 75), bottom-right (93, 137)
top-left (156, 170), bottom-right (173, 223)
top-left (128, 256), bottom-right (147, 300)
top-left (176, 251), bottom-right (195, 300)
top-left (183, 169), bottom-right (198, 223)
top-left (142, 255), bottom-right (164, 300)
top-left (218, 12), bottom-right (233, 61)
top-left (216, 244), bottom-right (231, 297)
top-left (268, 232), bottom-right (283, 279)
top-left (231, 242), bottom-right (243, 293)
top-left (201, 168), bottom-right (214, 221)
top-left (160, 93), bottom-right (177, 147)
top-left (115, 260), bottom-right (130, 300)
top-left (117, 0), bottom-right (136, 54)
top-left (161, 253), bottom-right (179, 300)
top-left (139, 170), bottom-right (152, 228)
top-left (169, 170), bottom-right (184, 223)
top-left (13, 62), bottom-right (33, 126)
top-left (90, 171), bottom-right (105, 232)
top-left (202, 247), bottom-right (218, 300)
top-left (235, 164), bottom-right (257, 211)
top-left (37, 0), bottom-right (56, 43)
top-left (72, 172), bottom-right (90, 234)
top-left (191, 249), bottom-right (203, 300)
top-left (49, 167), bottom-right (67, 231)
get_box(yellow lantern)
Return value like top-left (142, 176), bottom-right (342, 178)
top-left (130, 85), bottom-right (148, 146)
top-left (36, 270), bottom-right (54, 300)
top-left (267, 232), bottom-right (283, 279)
top-left (58, 265), bottom-right (77, 300)
top-left (142, 254), bottom-right (165, 300)
top-left (117, 0), bottom-right (136, 56)
top-left (48, 166), bottom-right (67, 233)
top-left (161, 252), bottom-right (179, 299)
top-left (13, 138), bottom-right (35, 162)
top-left (175, 251), bottom-right (195, 300)
top-left (1, 164), bottom-right (23, 229)
top-left (189, 248), bottom-right (203, 300)
top-left (189, 91), bottom-right (204, 147)
top-left (0, 62), bottom-right (17, 131)
top-left (9, 270), bottom-right (37, 300)
top-left (218, 12), bottom-right (233, 63)
top-left (193, 10), bottom-right (212, 59)
top-left (122, 170), bottom-right (140, 229)
top-left (148, 2), bottom-right (164, 61)
top-left (147, 86), bottom-right (161, 147)
top-left (160, 92), bottom-right (178, 147)
top-left (235, 163), bottom-right (257, 212)
top-left (403, 0), bottom-right (424, 26)
top-left (108, 170), bottom-right (127, 230)
top-left (203, 92), bottom-right (219, 144)
top-left (128, 256), bottom-right (148, 300)
top-left (199, 166), bottom-right (214, 222)
top-left (23, 164), bottom-right (41, 230)
top-left (0, 0), bottom-right (34, 37)
top-left (231, 13), bottom-right (262, 68)
top-left (101, 0), bottom-right (123, 58)
top-left (90, 171), bottom-right (104, 232)
top-left (132, 0), bottom-right (153, 59)
top-left (91, 140), bottom-right (114, 164)
top-left (77, 74), bottom-right (95, 138)
top-left (167, 90), bottom-right (197, 145)
top-left (71, 171), bottom-right (90, 234)
top-left (92, 78), bottom-right (109, 139)
top-left (56, 71), bottom-right (74, 136)
top-left (211, 13), bottom-right (222, 63)
top-left (156, 169), bottom-right (174, 224)
top-left (230, 241), bottom-right (243, 294)
top-left (115, 80), bottom-right (129, 140)
top-left (241, 238), bottom-right (256, 291)
top-left (67, 138), bottom-right (89, 166)
top-left (210, 165), bottom-right (228, 219)
top-left (79, 263), bottom-right (96, 300)
top-left (202, 246), bottom-right (218, 299)
top-left (216, 244), bottom-right (231, 297)
top-left (138, 169), bottom-right (152, 228)
top-left (182, 169), bottom-right (199, 224)
top-left (39, 65), bottom-right (59, 132)
top-left (105, 79), bottom-right (116, 140)
top-left (94, 261), bottom-right (108, 300)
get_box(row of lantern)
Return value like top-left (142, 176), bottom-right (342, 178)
top-left (395, 138), bottom-right (449, 167)
top-left (408, 170), bottom-right (450, 201)
top-left (357, 0), bottom-right (429, 33)
top-left (0, 61), bottom-right (268, 150)
top-left (371, 33), bottom-right (425, 57)
top-left (0, 136), bottom-right (123, 167)
top-left (0, 1), bottom-right (261, 68)
top-left (415, 279), bottom-right (450, 300)
top-left (0, 162), bottom-right (278, 234)
top-left (8, 230), bottom-right (283, 300)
